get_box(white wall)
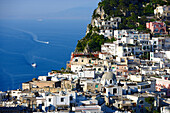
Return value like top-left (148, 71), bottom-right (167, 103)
top-left (71, 64), bottom-right (83, 73)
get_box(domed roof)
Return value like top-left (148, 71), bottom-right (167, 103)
top-left (102, 72), bottom-right (116, 80)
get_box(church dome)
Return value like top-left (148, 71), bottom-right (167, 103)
top-left (102, 72), bottom-right (116, 81)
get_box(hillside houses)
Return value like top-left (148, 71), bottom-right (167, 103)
top-left (0, 3), bottom-right (170, 113)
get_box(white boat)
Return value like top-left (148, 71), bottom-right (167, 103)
top-left (46, 41), bottom-right (49, 44)
top-left (32, 63), bottom-right (36, 68)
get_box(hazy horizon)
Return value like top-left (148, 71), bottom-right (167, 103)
top-left (0, 0), bottom-right (100, 20)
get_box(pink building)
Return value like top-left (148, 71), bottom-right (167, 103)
top-left (153, 76), bottom-right (170, 97)
top-left (116, 65), bottom-right (128, 77)
top-left (146, 21), bottom-right (167, 35)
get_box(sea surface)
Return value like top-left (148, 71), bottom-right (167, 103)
top-left (0, 19), bottom-right (89, 91)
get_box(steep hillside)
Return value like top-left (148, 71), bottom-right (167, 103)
top-left (75, 0), bottom-right (169, 53)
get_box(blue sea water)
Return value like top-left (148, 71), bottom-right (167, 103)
top-left (0, 19), bottom-right (89, 91)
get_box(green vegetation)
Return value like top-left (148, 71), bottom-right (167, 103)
top-left (145, 97), bottom-right (154, 113)
top-left (52, 70), bottom-right (73, 74)
top-left (92, 9), bottom-right (101, 19)
top-left (99, 0), bottom-right (168, 30)
top-left (145, 97), bottom-right (154, 104)
top-left (140, 52), bottom-right (150, 60)
top-left (99, 0), bottom-right (168, 17)
top-left (75, 0), bottom-right (168, 52)
top-left (109, 37), bottom-right (116, 42)
top-left (32, 78), bottom-right (37, 81)
top-left (76, 32), bottom-right (106, 52)
top-left (145, 97), bottom-right (159, 113)
top-left (75, 24), bottom-right (116, 52)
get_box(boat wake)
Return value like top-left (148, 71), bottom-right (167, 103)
top-left (0, 48), bottom-right (36, 68)
top-left (9, 27), bottom-right (49, 44)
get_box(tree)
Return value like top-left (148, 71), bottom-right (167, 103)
top-left (111, 37), bottom-right (116, 42)
top-left (140, 16), bottom-right (147, 25)
top-left (32, 78), bottom-right (37, 81)
top-left (129, 4), bottom-right (136, 12)
top-left (61, 67), bottom-right (65, 71)
top-left (109, 0), bottom-right (118, 7)
top-left (145, 97), bottom-right (155, 113)
top-left (145, 97), bottom-right (154, 104)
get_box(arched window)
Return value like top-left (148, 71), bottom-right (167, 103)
top-left (139, 100), bottom-right (143, 104)
top-left (110, 80), bottom-right (112, 84)
top-left (103, 88), bottom-right (106, 93)
top-left (160, 29), bottom-right (165, 33)
top-left (154, 29), bottom-right (159, 32)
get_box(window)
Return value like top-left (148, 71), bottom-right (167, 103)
top-left (75, 59), bottom-right (78, 62)
top-left (154, 29), bottom-right (159, 32)
top-left (89, 60), bottom-right (91, 63)
top-left (103, 88), bottom-right (106, 93)
top-left (61, 98), bottom-right (64, 102)
top-left (139, 35), bottom-right (141, 38)
top-left (49, 98), bottom-right (51, 102)
top-left (70, 96), bottom-right (73, 101)
top-left (95, 85), bottom-right (98, 88)
top-left (154, 41), bottom-right (156, 44)
top-left (113, 88), bottom-right (117, 94)
top-left (82, 60), bottom-right (83, 62)
top-left (121, 59), bottom-right (125, 62)
top-left (112, 67), bottom-right (115, 69)
top-left (110, 80), bottom-right (112, 84)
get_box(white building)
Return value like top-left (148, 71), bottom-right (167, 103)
top-left (129, 75), bottom-right (144, 82)
top-left (99, 52), bottom-right (113, 60)
top-left (137, 80), bottom-right (156, 93)
top-left (78, 69), bottom-right (95, 78)
top-left (72, 105), bottom-right (103, 113)
top-left (114, 29), bottom-right (150, 41)
top-left (36, 91), bottom-right (77, 112)
top-left (101, 43), bottom-right (117, 55)
top-left (71, 64), bottom-right (84, 73)
top-left (101, 42), bottom-right (138, 58)
top-left (161, 106), bottom-right (170, 113)
top-left (99, 29), bottom-right (113, 38)
top-left (154, 5), bottom-right (170, 19)
top-left (10, 89), bottom-right (22, 100)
